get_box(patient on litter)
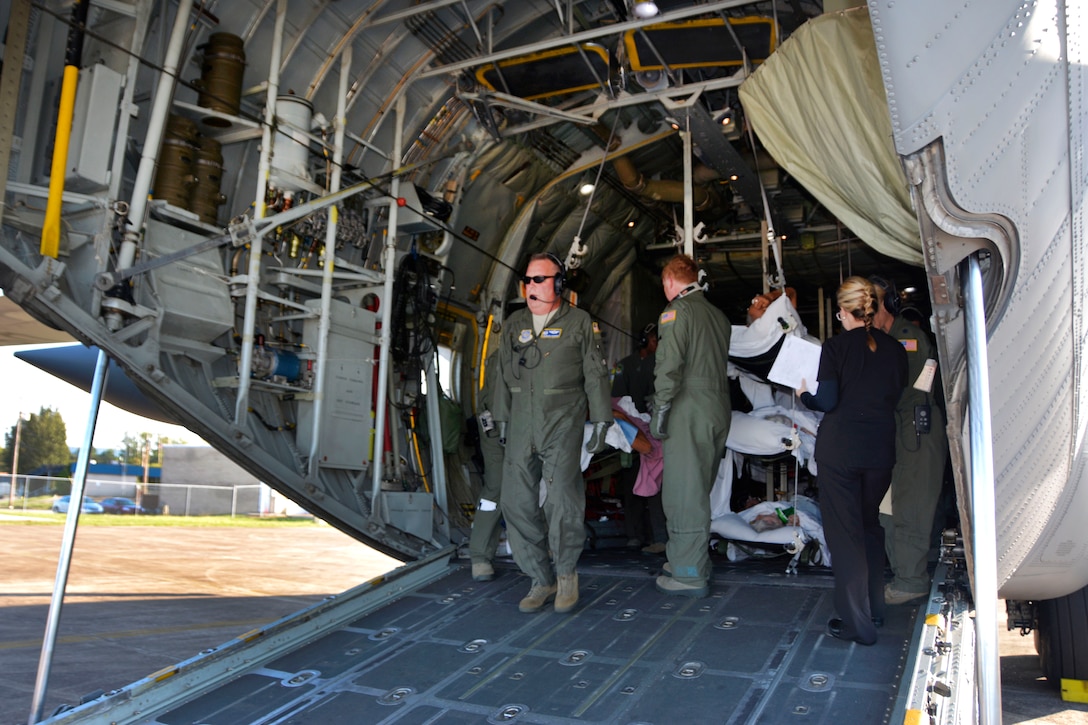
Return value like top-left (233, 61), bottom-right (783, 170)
top-left (748, 509), bottom-right (801, 532)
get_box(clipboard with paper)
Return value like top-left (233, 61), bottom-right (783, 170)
top-left (767, 335), bottom-right (821, 394)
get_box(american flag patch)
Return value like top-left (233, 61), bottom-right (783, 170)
top-left (901, 339), bottom-right (918, 352)
top-left (592, 322), bottom-right (600, 334)
top-left (660, 310), bottom-right (677, 324)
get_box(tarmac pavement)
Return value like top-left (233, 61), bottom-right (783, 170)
top-left (0, 520), bottom-right (397, 723)
top-left (1, 520), bottom-right (1085, 724)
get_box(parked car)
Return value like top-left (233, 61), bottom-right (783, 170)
top-left (52, 496), bottom-right (104, 514)
top-left (99, 497), bottom-right (149, 515)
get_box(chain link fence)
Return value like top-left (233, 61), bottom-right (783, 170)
top-left (3, 475), bottom-right (270, 518)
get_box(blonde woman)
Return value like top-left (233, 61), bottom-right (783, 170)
top-left (797, 276), bottom-right (907, 645)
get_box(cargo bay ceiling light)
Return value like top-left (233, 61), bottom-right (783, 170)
top-left (633, 1), bottom-right (660, 20)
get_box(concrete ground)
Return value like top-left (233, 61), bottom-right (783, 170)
top-left (1, 519), bottom-right (1085, 724)
top-left (0, 518), bottom-right (398, 723)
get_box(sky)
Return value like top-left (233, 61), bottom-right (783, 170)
top-left (2, 344), bottom-right (200, 451)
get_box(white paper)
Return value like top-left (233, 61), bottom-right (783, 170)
top-left (913, 358), bottom-right (937, 392)
top-left (767, 335), bottom-right (822, 394)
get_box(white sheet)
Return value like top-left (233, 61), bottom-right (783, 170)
top-left (729, 294), bottom-right (809, 360)
top-left (710, 495), bottom-right (830, 567)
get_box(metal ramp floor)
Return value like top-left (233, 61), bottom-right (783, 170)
top-left (144, 549), bottom-right (919, 725)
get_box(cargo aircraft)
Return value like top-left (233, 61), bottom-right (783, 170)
top-left (2, 0), bottom-right (1085, 722)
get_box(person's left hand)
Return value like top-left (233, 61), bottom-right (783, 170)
top-left (586, 421), bottom-right (612, 454)
top-left (649, 401), bottom-right (671, 440)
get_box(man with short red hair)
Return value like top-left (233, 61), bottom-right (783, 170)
top-left (651, 254), bottom-right (732, 598)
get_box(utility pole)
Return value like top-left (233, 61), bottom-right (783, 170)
top-left (8, 413), bottom-right (23, 509)
top-left (139, 434), bottom-right (150, 512)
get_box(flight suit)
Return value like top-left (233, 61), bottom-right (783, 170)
top-left (886, 316), bottom-right (948, 594)
top-left (469, 350), bottom-right (505, 568)
top-left (492, 301), bottom-right (612, 586)
top-left (654, 289), bottom-right (732, 588)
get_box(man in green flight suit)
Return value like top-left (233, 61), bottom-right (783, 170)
top-left (872, 277), bottom-right (949, 605)
top-left (492, 253), bottom-right (613, 613)
top-left (651, 254), bottom-right (732, 598)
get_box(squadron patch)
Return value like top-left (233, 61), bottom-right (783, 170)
top-left (900, 339), bottom-right (918, 352)
top-left (541, 328), bottom-right (562, 338)
top-left (659, 310), bottom-right (677, 325)
top-left (519, 329), bottom-right (533, 344)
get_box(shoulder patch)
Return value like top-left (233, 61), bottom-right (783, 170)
top-left (541, 328), bottom-right (562, 339)
top-left (592, 321), bottom-right (601, 334)
top-left (900, 338), bottom-right (919, 352)
top-left (659, 310), bottom-right (677, 324)
top-left (518, 329), bottom-right (533, 344)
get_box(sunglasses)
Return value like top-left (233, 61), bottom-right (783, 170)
top-left (521, 274), bottom-right (556, 285)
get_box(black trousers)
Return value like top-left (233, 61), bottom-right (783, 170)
top-left (817, 461), bottom-right (891, 645)
top-left (619, 455), bottom-right (667, 545)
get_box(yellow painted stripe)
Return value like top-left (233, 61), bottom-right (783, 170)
top-left (903, 709), bottom-right (924, 725)
top-left (236, 628), bottom-right (263, 643)
top-left (149, 665), bottom-right (178, 682)
top-left (925, 613), bottom-right (940, 626)
top-left (1060, 678), bottom-right (1088, 703)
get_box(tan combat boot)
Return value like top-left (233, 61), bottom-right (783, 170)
top-left (554, 573), bottom-right (579, 613)
top-left (472, 562), bottom-right (495, 582)
top-left (518, 581), bottom-right (557, 613)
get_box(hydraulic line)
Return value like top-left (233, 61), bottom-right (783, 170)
top-left (307, 46), bottom-right (351, 477)
top-left (118, 0), bottom-right (195, 270)
top-left (370, 96), bottom-right (406, 509)
top-left (409, 409), bottom-right (431, 493)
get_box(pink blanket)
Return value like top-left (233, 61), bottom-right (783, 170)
top-left (612, 398), bottom-right (663, 496)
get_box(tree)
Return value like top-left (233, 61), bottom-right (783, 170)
top-left (119, 434), bottom-right (143, 465)
top-left (94, 447), bottom-right (119, 464)
top-left (3, 407), bottom-right (71, 473)
top-left (115, 433), bottom-right (187, 466)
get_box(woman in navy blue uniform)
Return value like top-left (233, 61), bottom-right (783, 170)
top-left (798, 276), bottom-right (907, 645)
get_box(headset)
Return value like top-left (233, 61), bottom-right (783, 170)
top-left (869, 275), bottom-right (900, 315)
top-left (545, 252), bottom-right (566, 297)
top-left (638, 322), bottom-right (657, 349)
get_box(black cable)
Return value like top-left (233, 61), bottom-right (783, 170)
top-left (390, 250), bottom-right (437, 363)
